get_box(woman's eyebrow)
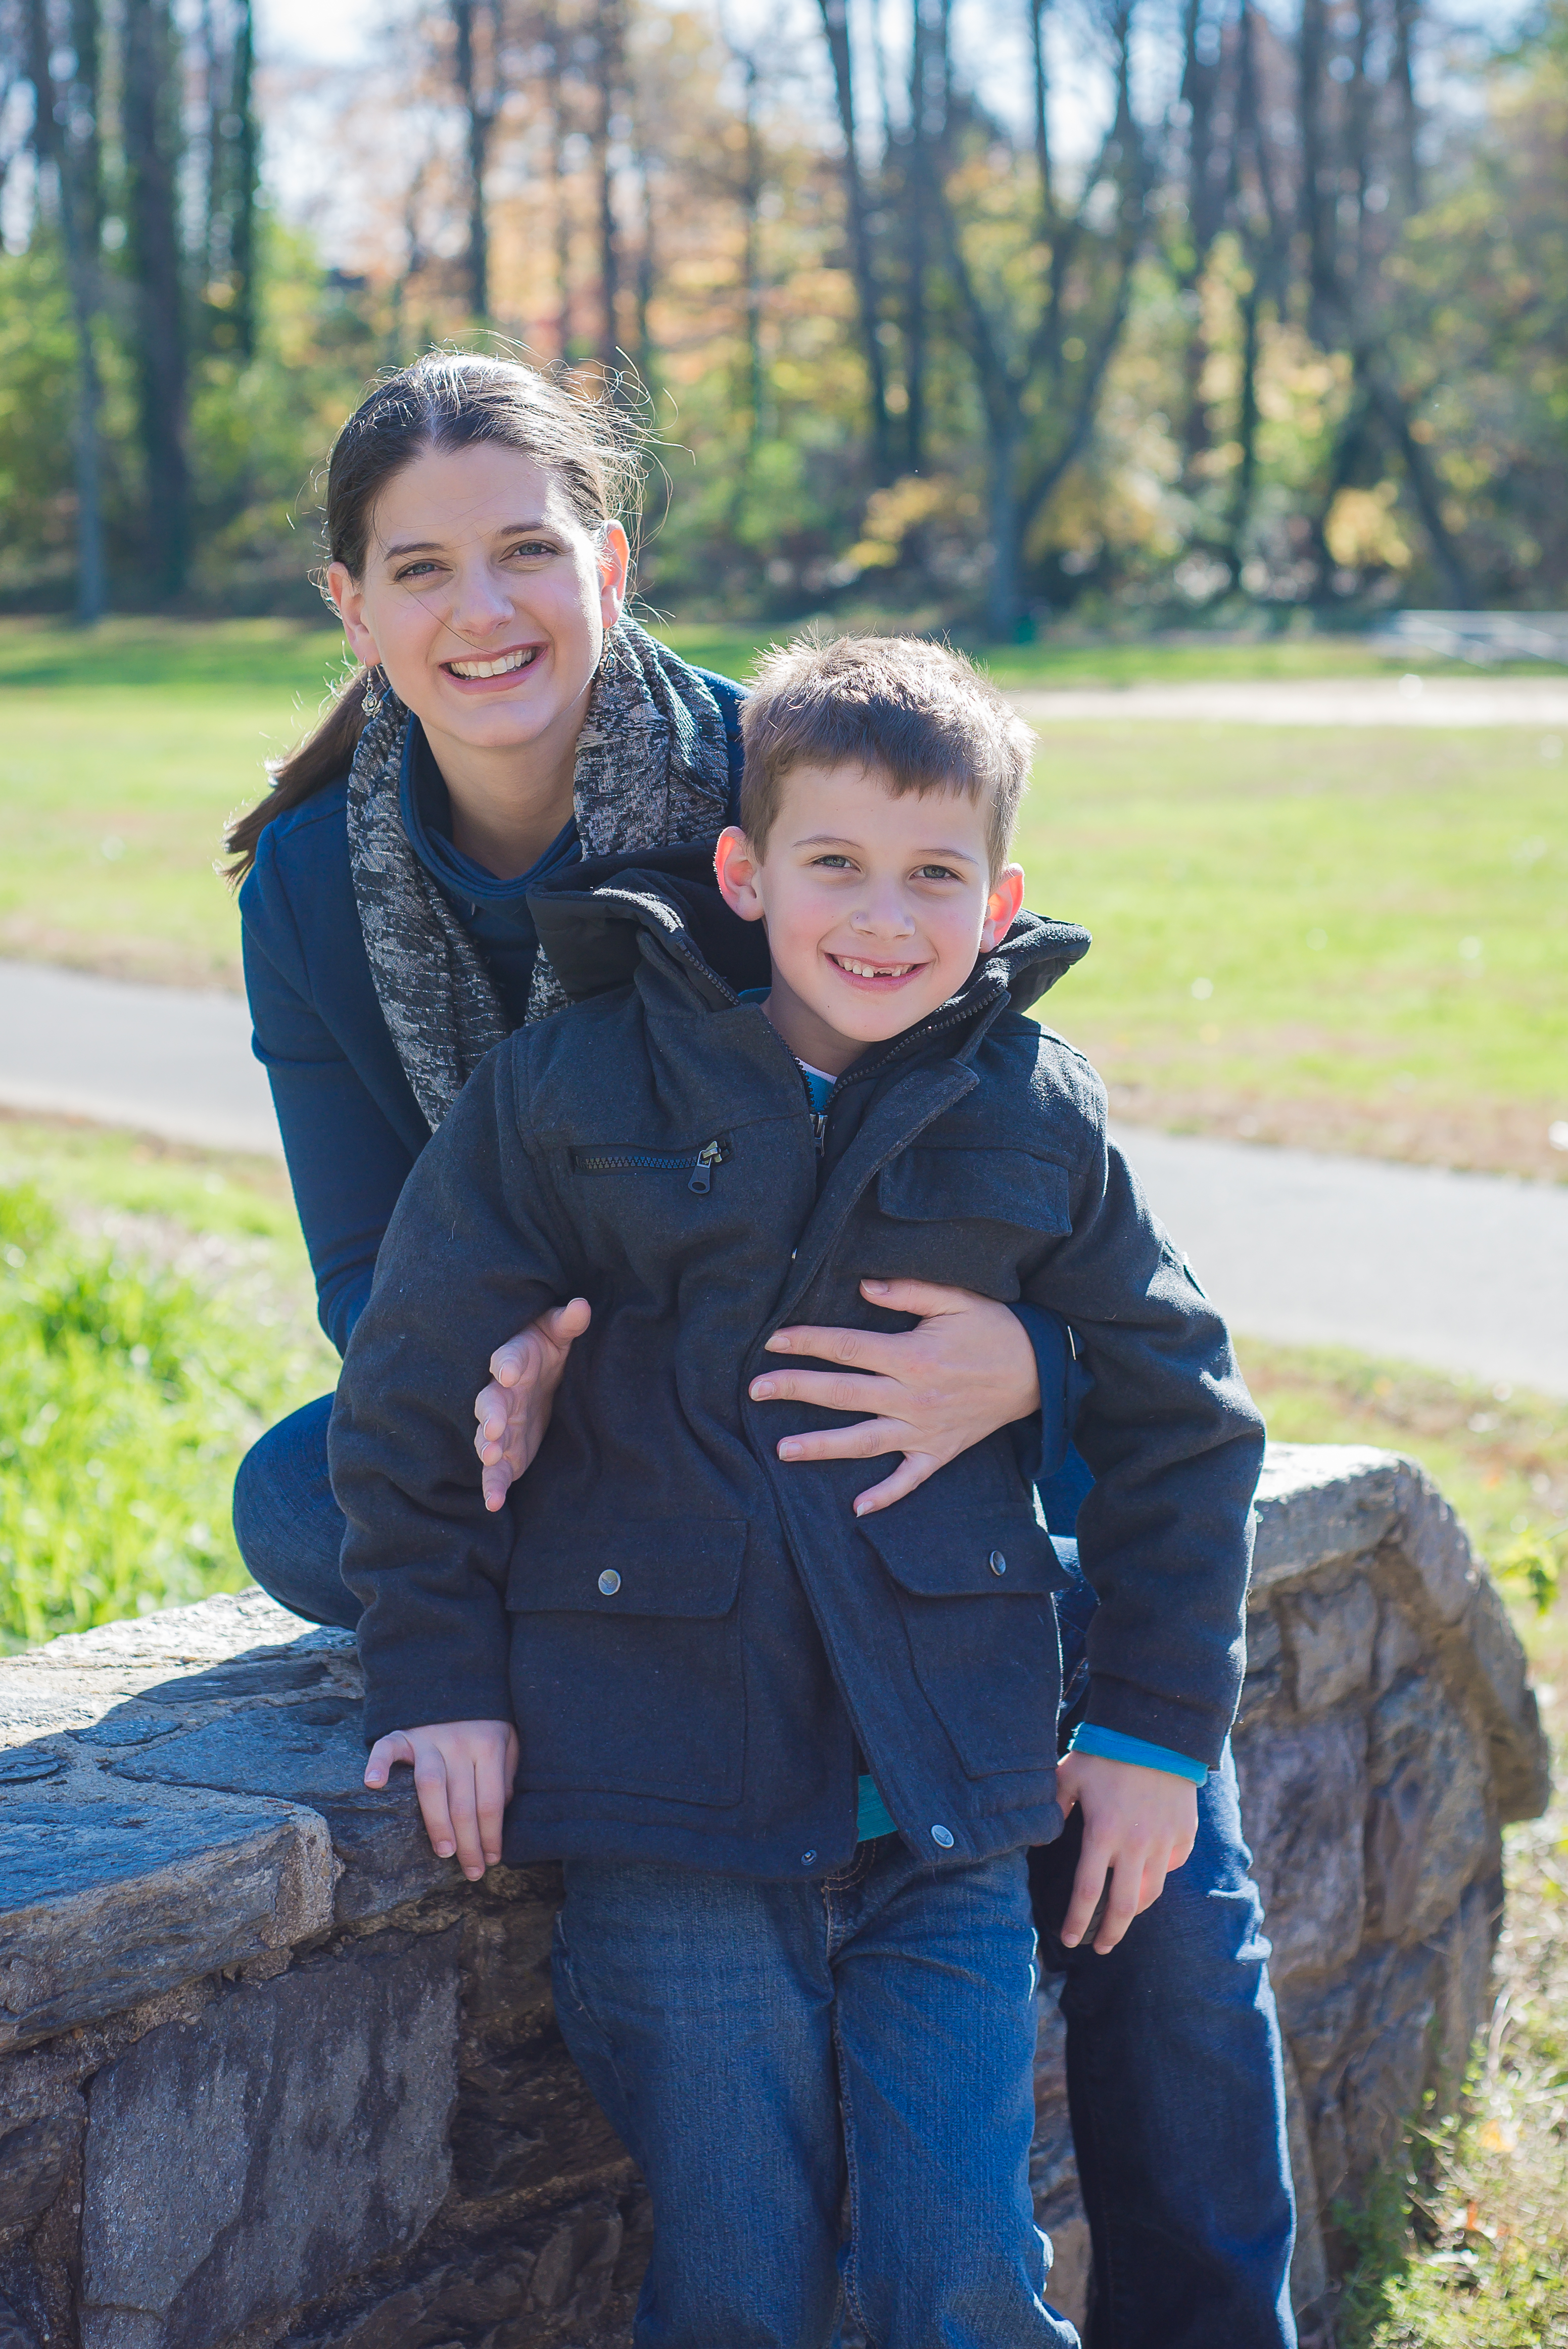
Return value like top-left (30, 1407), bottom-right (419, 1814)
top-left (381, 520), bottom-right (553, 558)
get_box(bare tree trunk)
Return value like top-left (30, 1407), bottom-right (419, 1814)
top-left (229, 0), bottom-right (258, 359)
top-left (590, 0), bottom-right (625, 368)
top-left (27, 0), bottom-right (108, 622)
top-left (633, 149), bottom-right (656, 400)
top-left (451, 0), bottom-right (500, 320)
top-left (123, 0), bottom-right (191, 601)
top-left (545, 18), bottom-right (573, 363)
top-left (733, 46), bottom-right (767, 457)
top-left (815, 0), bottom-right (892, 480)
top-left (1363, 362), bottom-right (1474, 604)
top-left (1391, 0), bottom-right (1420, 214)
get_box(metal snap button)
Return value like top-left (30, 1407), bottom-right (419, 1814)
top-left (801, 1850), bottom-right (817, 1866)
top-left (597, 1569), bottom-right (622, 1595)
top-left (988, 1549), bottom-right (1007, 1576)
top-left (930, 1824), bottom-right (955, 1848)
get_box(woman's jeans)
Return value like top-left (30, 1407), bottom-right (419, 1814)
top-left (556, 1840), bottom-right (1077, 2349)
top-left (235, 1395), bottom-right (1298, 2349)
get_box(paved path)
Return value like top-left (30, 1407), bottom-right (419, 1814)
top-left (1117, 1125), bottom-right (1568, 1399)
top-left (2, 959), bottom-right (1564, 1395)
top-left (1010, 675), bottom-right (1568, 728)
top-left (0, 959), bottom-right (279, 1157)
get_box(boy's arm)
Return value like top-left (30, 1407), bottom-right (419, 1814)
top-left (330, 1042), bottom-right (575, 1748)
top-left (1021, 1064), bottom-right (1265, 1775)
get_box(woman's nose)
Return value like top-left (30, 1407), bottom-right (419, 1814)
top-left (440, 560), bottom-right (515, 640)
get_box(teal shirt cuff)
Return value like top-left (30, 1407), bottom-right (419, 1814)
top-left (1068, 1724), bottom-right (1209, 1784)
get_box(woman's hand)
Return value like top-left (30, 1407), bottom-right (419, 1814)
top-left (1053, 1753), bottom-right (1199, 1954)
top-left (747, 1279), bottom-right (1040, 1515)
top-left (364, 1718), bottom-right (519, 1880)
top-left (473, 1298), bottom-right (592, 1511)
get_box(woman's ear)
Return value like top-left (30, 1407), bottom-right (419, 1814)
top-left (326, 561), bottom-right (380, 669)
top-left (597, 522), bottom-right (631, 629)
top-left (714, 827), bottom-right (767, 923)
top-left (979, 864), bottom-right (1025, 950)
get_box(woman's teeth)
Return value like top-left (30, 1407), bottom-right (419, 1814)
top-left (835, 957), bottom-right (914, 978)
top-left (446, 647), bottom-right (538, 679)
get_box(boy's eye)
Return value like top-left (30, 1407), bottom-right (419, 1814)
top-left (810, 853), bottom-right (855, 870)
top-left (915, 863), bottom-right (961, 881)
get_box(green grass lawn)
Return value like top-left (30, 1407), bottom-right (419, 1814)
top-left (2, 618), bottom-right (1564, 1173)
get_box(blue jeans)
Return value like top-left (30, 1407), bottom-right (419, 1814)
top-left (235, 1397), bottom-right (1296, 2347)
top-left (554, 1838), bottom-right (1077, 2349)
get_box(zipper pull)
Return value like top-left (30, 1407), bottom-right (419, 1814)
top-left (812, 1112), bottom-right (827, 1154)
top-left (689, 1140), bottom-right (723, 1195)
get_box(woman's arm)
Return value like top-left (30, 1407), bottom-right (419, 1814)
top-left (472, 1278), bottom-right (1068, 1516)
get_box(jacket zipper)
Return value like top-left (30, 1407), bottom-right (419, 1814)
top-left (570, 1137), bottom-right (733, 1194)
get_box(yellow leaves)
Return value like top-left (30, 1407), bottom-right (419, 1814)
top-left (1325, 483), bottom-right (1411, 572)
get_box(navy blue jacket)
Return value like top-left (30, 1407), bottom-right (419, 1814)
top-left (236, 676), bottom-right (1079, 1482)
top-left (331, 851), bottom-right (1264, 1876)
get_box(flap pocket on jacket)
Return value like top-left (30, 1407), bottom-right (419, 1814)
top-left (862, 1504), bottom-right (1075, 1600)
top-left (859, 1502), bottom-right (1069, 1779)
top-left (507, 1519), bottom-right (745, 1618)
top-left (506, 1520), bottom-right (745, 1808)
top-left (877, 1147), bottom-right (1071, 1238)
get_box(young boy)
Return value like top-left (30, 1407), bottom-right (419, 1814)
top-left (332, 636), bottom-right (1268, 2349)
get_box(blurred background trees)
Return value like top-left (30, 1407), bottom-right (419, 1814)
top-left (0, 0), bottom-right (1563, 633)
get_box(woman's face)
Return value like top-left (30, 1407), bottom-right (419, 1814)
top-left (327, 443), bottom-right (629, 766)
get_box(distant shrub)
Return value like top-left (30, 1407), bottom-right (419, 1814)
top-left (0, 1182), bottom-right (299, 1647)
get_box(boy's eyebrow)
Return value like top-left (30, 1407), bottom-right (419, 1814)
top-left (791, 830), bottom-right (981, 864)
top-left (381, 520), bottom-right (553, 557)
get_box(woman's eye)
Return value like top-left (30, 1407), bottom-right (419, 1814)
top-left (507, 540), bottom-right (557, 561)
top-left (395, 560), bottom-right (441, 582)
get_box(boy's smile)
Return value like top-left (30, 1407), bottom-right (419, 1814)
top-left (714, 762), bottom-right (1025, 1076)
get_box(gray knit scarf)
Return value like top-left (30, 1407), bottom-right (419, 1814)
top-left (347, 616), bottom-right (733, 1131)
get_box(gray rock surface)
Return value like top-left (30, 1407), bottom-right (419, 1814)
top-left (0, 1447), bottom-right (1547, 2349)
top-left (79, 1934), bottom-right (459, 2349)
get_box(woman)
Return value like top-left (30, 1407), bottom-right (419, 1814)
top-left (227, 352), bottom-right (1295, 2349)
top-left (228, 352), bottom-right (1061, 1619)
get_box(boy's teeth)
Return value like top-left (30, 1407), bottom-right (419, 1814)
top-left (838, 957), bottom-right (909, 977)
top-left (448, 648), bottom-right (535, 679)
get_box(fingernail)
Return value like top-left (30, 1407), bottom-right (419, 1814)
top-left (465, 1866), bottom-right (484, 1882)
top-left (779, 1440), bottom-right (801, 1461)
top-left (436, 1843), bottom-right (455, 1858)
top-left (1060, 1933), bottom-right (1079, 1948)
top-left (863, 1279), bottom-right (888, 1294)
top-left (853, 1499), bottom-right (868, 1517)
top-left (750, 1379), bottom-right (775, 1399)
top-left (768, 1333), bottom-right (791, 1351)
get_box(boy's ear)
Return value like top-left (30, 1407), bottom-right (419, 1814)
top-left (979, 864), bottom-right (1025, 951)
top-left (714, 827), bottom-right (767, 923)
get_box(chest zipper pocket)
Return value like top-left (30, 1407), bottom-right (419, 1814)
top-left (569, 1136), bottom-right (734, 1195)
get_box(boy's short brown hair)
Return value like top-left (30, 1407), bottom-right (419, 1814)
top-left (738, 634), bottom-right (1034, 876)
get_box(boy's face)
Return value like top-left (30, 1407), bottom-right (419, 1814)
top-left (714, 761), bottom-right (1024, 1075)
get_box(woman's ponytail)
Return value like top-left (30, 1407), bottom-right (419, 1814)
top-left (224, 673), bottom-right (370, 884)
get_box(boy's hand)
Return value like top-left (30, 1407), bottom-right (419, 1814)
top-left (749, 1279), bottom-right (1039, 1514)
top-left (473, 1298), bottom-right (592, 1511)
top-left (1054, 1752), bottom-right (1198, 1955)
top-left (363, 1719), bottom-right (518, 1881)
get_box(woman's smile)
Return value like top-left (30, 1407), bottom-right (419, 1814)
top-left (440, 641), bottom-right (546, 688)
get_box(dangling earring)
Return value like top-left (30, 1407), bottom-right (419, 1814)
top-left (361, 666), bottom-right (385, 718)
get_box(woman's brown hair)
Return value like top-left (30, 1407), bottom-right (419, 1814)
top-left (225, 351), bottom-right (642, 881)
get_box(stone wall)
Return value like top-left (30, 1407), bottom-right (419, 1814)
top-left (0, 1445), bottom-right (1547, 2349)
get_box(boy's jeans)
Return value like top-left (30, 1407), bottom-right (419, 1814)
top-left (235, 1395), bottom-right (1297, 2347)
top-left (553, 1838), bottom-right (1079, 2349)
